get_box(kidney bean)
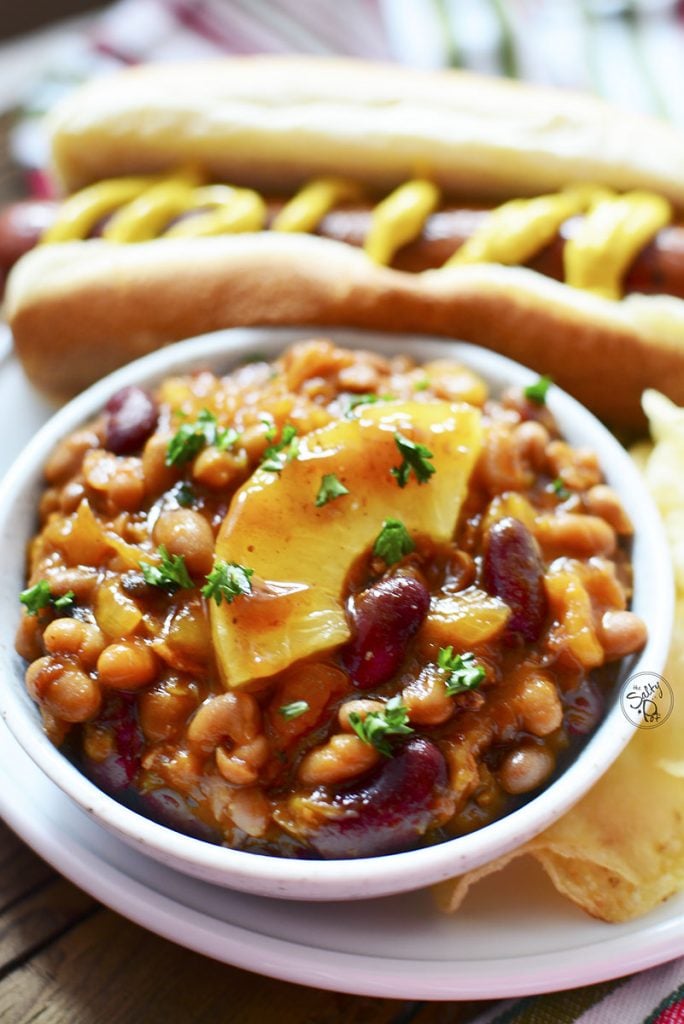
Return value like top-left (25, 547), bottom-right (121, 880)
top-left (309, 736), bottom-right (447, 858)
top-left (104, 386), bottom-right (159, 455)
top-left (342, 574), bottom-right (430, 688)
top-left (83, 693), bottom-right (143, 791)
top-left (141, 788), bottom-right (219, 842)
top-left (482, 516), bottom-right (547, 643)
top-left (563, 678), bottom-right (604, 736)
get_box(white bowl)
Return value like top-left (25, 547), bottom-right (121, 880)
top-left (0, 327), bottom-right (673, 900)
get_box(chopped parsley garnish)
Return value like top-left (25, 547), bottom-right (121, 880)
top-left (372, 518), bottom-right (415, 565)
top-left (166, 409), bottom-right (239, 466)
top-left (140, 546), bottom-right (193, 591)
top-left (202, 560), bottom-right (254, 605)
top-left (214, 426), bottom-right (240, 452)
top-left (20, 580), bottom-right (75, 616)
top-left (315, 473), bottom-right (349, 507)
top-left (437, 647), bottom-right (486, 696)
top-left (261, 423), bottom-right (298, 473)
top-left (241, 352), bottom-right (269, 365)
top-left (415, 378), bottom-right (430, 391)
top-left (279, 700), bottom-right (310, 720)
top-left (390, 431), bottom-right (436, 488)
top-left (524, 375), bottom-right (552, 406)
top-left (348, 695), bottom-right (414, 757)
top-left (551, 477), bottom-right (570, 500)
top-left (175, 481), bottom-right (196, 507)
top-left (260, 415), bottom-right (277, 442)
top-left (345, 392), bottom-right (395, 416)
top-left (20, 580), bottom-right (53, 614)
top-left (166, 423), bottom-right (205, 466)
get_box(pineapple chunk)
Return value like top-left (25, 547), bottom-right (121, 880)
top-left (211, 401), bottom-right (482, 688)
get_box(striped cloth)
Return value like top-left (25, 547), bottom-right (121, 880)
top-left (84, 0), bottom-right (684, 125)
top-left (7, 0), bottom-right (684, 179)
top-left (471, 960), bottom-right (684, 1023)
top-left (2, 2), bottom-right (684, 1019)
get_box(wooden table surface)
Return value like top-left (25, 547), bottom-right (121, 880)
top-left (0, 820), bottom-right (494, 1023)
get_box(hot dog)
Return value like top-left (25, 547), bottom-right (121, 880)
top-left (4, 197), bottom-right (684, 296)
top-left (5, 56), bottom-right (684, 428)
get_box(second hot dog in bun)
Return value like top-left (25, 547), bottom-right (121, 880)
top-left (5, 57), bottom-right (684, 427)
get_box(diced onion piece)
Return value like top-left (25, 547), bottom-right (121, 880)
top-left (424, 588), bottom-right (511, 648)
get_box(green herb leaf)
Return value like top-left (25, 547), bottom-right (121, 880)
top-left (53, 591), bottom-right (76, 611)
top-left (279, 700), bottom-right (310, 720)
top-left (20, 580), bottom-right (76, 616)
top-left (240, 352), bottom-right (270, 366)
top-left (175, 481), bottom-right (196, 507)
top-left (214, 426), bottom-right (241, 452)
top-left (202, 561), bottom-right (254, 605)
top-left (524, 375), bottom-right (552, 406)
top-left (261, 455), bottom-right (284, 473)
top-left (260, 415), bottom-right (277, 442)
top-left (20, 580), bottom-right (53, 615)
top-left (140, 546), bottom-right (193, 591)
top-left (166, 409), bottom-right (240, 466)
top-left (551, 478), bottom-right (570, 500)
top-left (315, 473), bottom-right (350, 507)
top-left (166, 423), bottom-right (205, 466)
top-left (372, 518), bottom-right (415, 565)
top-left (390, 431), bottom-right (436, 488)
top-left (348, 695), bottom-right (414, 757)
top-left (414, 378), bottom-right (430, 392)
top-left (345, 393), bottom-right (395, 416)
top-left (437, 647), bottom-right (486, 696)
top-left (261, 423), bottom-right (298, 473)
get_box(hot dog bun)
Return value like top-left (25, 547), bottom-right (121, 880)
top-left (49, 58), bottom-right (684, 205)
top-left (6, 57), bottom-right (684, 426)
top-left (8, 232), bottom-right (684, 428)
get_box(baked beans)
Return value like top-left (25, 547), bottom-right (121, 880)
top-left (16, 339), bottom-right (645, 858)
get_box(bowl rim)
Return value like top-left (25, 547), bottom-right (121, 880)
top-left (0, 326), bottom-right (674, 900)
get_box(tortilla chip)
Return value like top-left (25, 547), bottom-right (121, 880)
top-left (437, 393), bottom-right (684, 922)
top-left (433, 849), bottom-right (526, 913)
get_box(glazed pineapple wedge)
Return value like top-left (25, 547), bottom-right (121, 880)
top-left (211, 401), bottom-right (482, 689)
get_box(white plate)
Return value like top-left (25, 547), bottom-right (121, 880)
top-left (1, 714), bottom-right (683, 1000)
top-left (0, 330), bottom-right (681, 998)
